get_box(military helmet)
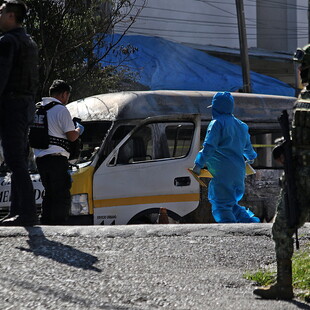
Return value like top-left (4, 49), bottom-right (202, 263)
top-left (293, 44), bottom-right (310, 64)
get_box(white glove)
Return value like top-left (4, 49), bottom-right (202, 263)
top-left (76, 122), bottom-right (84, 135)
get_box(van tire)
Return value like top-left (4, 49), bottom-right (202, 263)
top-left (128, 208), bottom-right (181, 225)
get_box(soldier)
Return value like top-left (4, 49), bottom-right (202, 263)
top-left (253, 45), bottom-right (310, 299)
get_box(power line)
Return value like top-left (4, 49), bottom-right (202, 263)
top-left (134, 0), bottom-right (308, 19)
top-left (131, 1), bottom-right (308, 33)
top-left (114, 25), bottom-right (308, 40)
top-left (196, 0), bottom-right (307, 11)
top-left (115, 1), bottom-right (309, 42)
top-left (135, 14), bottom-right (302, 31)
top-left (115, 19), bottom-right (306, 39)
top-left (136, 15), bottom-right (244, 27)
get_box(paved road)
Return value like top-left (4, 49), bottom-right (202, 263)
top-left (0, 223), bottom-right (309, 310)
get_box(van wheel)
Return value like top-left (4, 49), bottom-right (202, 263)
top-left (128, 208), bottom-right (181, 225)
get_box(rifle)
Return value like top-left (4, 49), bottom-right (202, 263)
top-left (278, 110), bottom-right (300, 249)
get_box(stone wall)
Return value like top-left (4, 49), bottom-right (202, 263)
top-left (241, 169), bottom-right (283, 222)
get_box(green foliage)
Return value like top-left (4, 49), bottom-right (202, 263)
top-left (24, 0), bottom-right (145, 100)
top-left (292, 246), bottom-right (310, 291)
top-left (244, 244), bottom-right (310, 301)
top-left (244, 270), bottom-right (276, 286)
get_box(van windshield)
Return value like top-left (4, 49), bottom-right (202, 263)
top-left (77, 121), bottom-right (113, 163)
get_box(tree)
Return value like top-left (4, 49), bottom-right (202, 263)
top-left (25, 0), bottom-right (146, 100)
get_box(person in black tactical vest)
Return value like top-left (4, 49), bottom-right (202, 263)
top-left (33, 80), bottom-right (83, 225)
top-left (0, 0), bottom-right (39, 226)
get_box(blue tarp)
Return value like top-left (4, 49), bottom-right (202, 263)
top-left (103, 34), bottom-right (295, 97)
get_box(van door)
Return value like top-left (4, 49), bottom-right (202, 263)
top-left (92, 115), bottom-right (201, 225)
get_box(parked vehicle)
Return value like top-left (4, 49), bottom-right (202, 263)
top-left (0, 90), bottom-right (296, 224)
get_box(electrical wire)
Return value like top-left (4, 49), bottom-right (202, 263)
top-left (132, 2), bottom-right (307, 31)
top-left (114, 26), bottom-right (308, 41)
top-left (115, 0), bottom-right (309, 41)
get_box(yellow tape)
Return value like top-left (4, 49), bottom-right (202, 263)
top-left (252, 144), bottom-right (275, 148)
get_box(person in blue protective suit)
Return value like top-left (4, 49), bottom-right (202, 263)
top-left (192, 91), bottom-right (260, 223)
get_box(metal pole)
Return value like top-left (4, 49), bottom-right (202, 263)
top-left (235, 0), bottom-right (252, 93)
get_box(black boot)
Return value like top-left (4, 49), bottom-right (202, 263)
top-left (253, 259), bottom-right (294, 300)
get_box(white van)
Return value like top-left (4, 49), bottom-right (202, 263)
top-left (0, 90), bottom-right (296, 224)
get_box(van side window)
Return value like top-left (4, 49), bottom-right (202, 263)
top-left (117, 126), bottom-right (152, 164)
top-left (200, 125), bottom-right (207, 145)
top-left (165, 124), bottom-right (194, 158)
top-left (201, 124), bottom-right (283, 169)
top-left (108, 125), bottom-right (135, 153)
top-left (116, 121), bottom-right (195, 165)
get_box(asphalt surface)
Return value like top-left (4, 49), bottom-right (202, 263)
top-left (0, 223), bottom-right (309, 310)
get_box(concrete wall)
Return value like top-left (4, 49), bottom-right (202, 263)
top-left (115, 0), bottom-right (308, 53)
top-left (257, 0), bottom-right (307, 53)
top-left (296, 0), bottom-right (309, 48)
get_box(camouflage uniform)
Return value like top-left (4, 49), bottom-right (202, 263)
top-left (273, 101), bottom-right (310, 262)
top-left (254, 45), bottom-right (310, 300)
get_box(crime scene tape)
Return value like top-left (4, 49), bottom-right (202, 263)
top-left (252, 144), bottom-right (275, 148)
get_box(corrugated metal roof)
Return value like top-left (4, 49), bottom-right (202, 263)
top-left (185, 44), bottom-right (293, 61)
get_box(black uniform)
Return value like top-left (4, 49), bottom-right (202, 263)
top-left (0, 27), bottom-right (39, 225)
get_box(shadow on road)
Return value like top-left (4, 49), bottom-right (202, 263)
top-left (16, 227), bottom-right (101, 272)
top-left (255, 296), bottom-right (310, 309)
top-left (288, 299), bottom-right (310, 309)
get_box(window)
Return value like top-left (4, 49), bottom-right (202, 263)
top-left (166, 124), bottom-right (194, 158)
top-left (78, 121), bottom-right (113, 163)
top-left (116, 121), bottom-right (195, 165)
top-left (99, 124), bottom-right (135, 166)
top-left (200, 123), bottom-right (282, 169)
top-left (117, 126), bottom-right (152, 164)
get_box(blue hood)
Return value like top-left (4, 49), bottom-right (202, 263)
top-left (211, 91), bottom-right (234, 118)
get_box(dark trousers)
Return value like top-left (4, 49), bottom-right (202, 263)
top-left (0, 97), bottom-right (37, 220)
top-left (36, 155), bottom-right (72, 224)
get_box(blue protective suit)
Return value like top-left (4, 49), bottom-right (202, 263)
top-left (194, 92), bottom-right (260, 223)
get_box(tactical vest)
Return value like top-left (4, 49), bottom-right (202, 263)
top-left (4, 29), bottom-right (39, 96)
top-left (291, 94), bottom-right (310, 222)
top-left (29, 102), bottom-right (66, 150)
top-left (29, 102), bottom-right (82, 160)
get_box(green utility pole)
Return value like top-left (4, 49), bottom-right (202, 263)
top-left (235, 0), bottom-right (252, 93)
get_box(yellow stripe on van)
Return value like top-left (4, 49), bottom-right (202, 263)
top-left (94, 193), bottom-right (200, 208)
